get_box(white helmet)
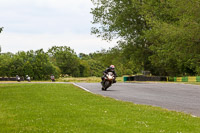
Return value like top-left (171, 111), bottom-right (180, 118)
top-left (110, 65), bottom-right (115, 69)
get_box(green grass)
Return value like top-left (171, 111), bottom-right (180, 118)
top-left (0, 84), bottom-right (200, 133)
top-left (58, 77), bottom-right (123, 83)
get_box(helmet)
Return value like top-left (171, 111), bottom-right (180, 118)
top-left (110, 65), bottom-right (115, 70)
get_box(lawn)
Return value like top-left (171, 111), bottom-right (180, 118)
top-left (0, 83), bottom-right (200, 133)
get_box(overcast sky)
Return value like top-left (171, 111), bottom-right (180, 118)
top-left (0, 0), bottom-right (117, 54)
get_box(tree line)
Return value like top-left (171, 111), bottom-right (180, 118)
top-left (0, 44), bottom-right (153, 80)
top-left (0, 45), bottom-right (125, 80)
top-left (0, 46), bottom-right (100, 80)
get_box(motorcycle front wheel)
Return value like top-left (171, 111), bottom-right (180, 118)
top-left (104, 81), bottom-right (111, 91)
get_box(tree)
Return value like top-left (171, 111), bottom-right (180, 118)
top-left (79, 60), bottom-right (91, 77)
top-left (30, 49), bottom-right (60, 80)
top-left (0, 49), bottom-right (60, 80)
top-left (48, 46), bottom-right (80, 77)
top-left (141, 0), bottom-right (200, 76)
top-left (91, 0), bottom-right (147, 41)
top-left (0, 27), bottom-right (3, 33)
top-left (0, 27), bottom-right (3, 54)
top-left (0, 52), bottom-right (13, 77)
top-left (91, 0), bottom-right (153, 73)
top-left (10, 51), bottom-right (26, 77)
top-left (91, 0), bottom-right (200, 76)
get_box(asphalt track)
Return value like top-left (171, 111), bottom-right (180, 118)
top-left (75, 82), bottom-right (200, 117)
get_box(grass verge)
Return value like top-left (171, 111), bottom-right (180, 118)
top-left (0, 83), bottom-right (200, 132)
top-left (58, 77), bottom-right (123, 83)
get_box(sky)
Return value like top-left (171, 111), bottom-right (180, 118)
top-left (0, 0), bottom-right (117, 54)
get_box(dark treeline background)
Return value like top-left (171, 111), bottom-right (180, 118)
top-left (0, 0), bottom-right (199, 80)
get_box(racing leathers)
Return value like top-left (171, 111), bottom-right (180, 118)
top-left (101, 67), bottom-right (117, 84)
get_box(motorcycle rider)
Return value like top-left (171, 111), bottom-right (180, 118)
top-left (101, 65), bottom-right (117, 85)
top-left (50, 74), bottom-right (55, 82)
top-left (16, 75), bottom-right (20, 82)
top-left (26, 75), bottom-right (31, 82)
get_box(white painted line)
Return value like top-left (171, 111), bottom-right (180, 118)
top-left (191, 115), bottom-right (197, 118)
top-left (73, 83), bottom-right (94, 94)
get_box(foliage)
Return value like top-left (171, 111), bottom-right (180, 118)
top-left (30, 49), bottom-right (59, 80)
top-left (91, 0), bottom-right (152, 74)
top-left (0, 27), bottom-right (3, 53)
top-left (141, 0), bottom-right (200, 76)
top-left (79, 60), bottom-right (91, 77)
top-left (91, 0), bottom-right (146, 41)
top-left (0, 27), bottom-right (3, 33)
top-left (48, 46), bottom-right (80, 77)
top-left (91, 0), bottom-right (200, 76)
top-left (0, 50), bottom-right (59, 80)
top-left (0, 52), bottom-right (13, 77)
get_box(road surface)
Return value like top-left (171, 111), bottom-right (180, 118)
top-left (75, 82), bottom-right (200, 117)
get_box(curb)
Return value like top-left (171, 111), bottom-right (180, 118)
top-left (73, 83), bottom-right (94, 94)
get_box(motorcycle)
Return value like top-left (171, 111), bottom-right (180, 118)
top-left (51, 78), bottom-right (55, 82)
top-left (101, 72), bottom-right (115, 91)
